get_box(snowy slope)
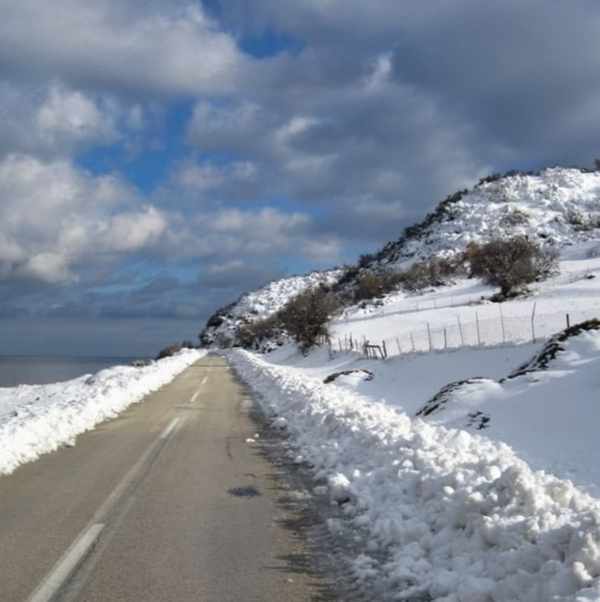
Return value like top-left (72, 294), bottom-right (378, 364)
top-left (0, 349), bottom-right (204, 475)
top-left (332, 243), bottom-right (600, 353)
top-left (415, 321), bottom-right (600, 499)
top-left (199, 167), bottom-right (600, 350)
top-left (200, 269), bottom-right (342, 347)
top-left (372, 167), bottom-right (600, 268)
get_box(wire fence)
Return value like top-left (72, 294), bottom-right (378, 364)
top-left (331, 303), bottom-right (600, 359)
top-left (334, 293), bottom-right (483, 325)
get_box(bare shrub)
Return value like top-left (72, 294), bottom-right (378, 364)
top-left (237, 315), bottom-right (282, 350)
top-left (467, 236), bottom-right (558, 298)
top-left (353, 270), bottom-right (402, 302)
top-left (156, 343), bottom-right (182, 360)
top-left (277, 286), bottom-right (339, 353)
top-left (399, 257), bottom-right (462, 292)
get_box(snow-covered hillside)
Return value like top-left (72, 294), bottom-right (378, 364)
top-left (207, 167), bottom-right (600, 600)
top-left (200, 269), bottom-right (342, 347)
top-left (371, 167), bottom-right (600, 268)
top-left (199, 167), bottom-right (600, 350)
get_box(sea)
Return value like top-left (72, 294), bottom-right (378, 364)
top-left (0, 355), bottom-right (138, 387)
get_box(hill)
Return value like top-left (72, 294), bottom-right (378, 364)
top-left (199, 166), bottom-right (600, 347)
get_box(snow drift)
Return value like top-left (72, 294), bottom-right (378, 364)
top-left (0, 349), bottom-right (204, 475)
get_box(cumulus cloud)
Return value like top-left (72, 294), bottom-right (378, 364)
top-left (0, 82), bottom-right (122, 158)
top-left (0, 154), bottom-right (168, 283)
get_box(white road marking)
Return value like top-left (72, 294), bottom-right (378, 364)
top-left (27, 414), bottom-right (186, 602)
top-left (159, 417), bottom-right (181, 440)
top-left (28, 524), bottom-right (105, 602)
top-left (190, 375), bottom-right (208, 404)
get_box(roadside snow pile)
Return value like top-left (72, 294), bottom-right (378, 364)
top-left (231, 349), bottom-right (600, 601)
top-left (0, 349), bottom-right (204, 475)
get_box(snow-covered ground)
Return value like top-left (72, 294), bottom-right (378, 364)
top-left (231, 344), bottom-right (600, 602)
top-left (333, 242), bottom-right (600, 355)
top-left (226, 247), bottom-right (600, 601)
top-left (375, 167), bottom-right (600, 269)
top-left (0, 349), bottom-right (205, 475)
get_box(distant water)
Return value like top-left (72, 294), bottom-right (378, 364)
top-left (0, 355), bottom-right (139, 387)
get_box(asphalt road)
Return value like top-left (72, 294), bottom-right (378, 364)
top-left (0, 355), bottom-right (337, 602)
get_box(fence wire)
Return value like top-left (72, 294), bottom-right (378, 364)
top-left (333, 304), bottom-right (600, 358)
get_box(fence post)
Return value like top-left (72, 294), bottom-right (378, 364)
top-left (443, 327), bottom-right (448, 350)
top-left (475, 311), bottom-right (481, 346)
top-left (566, 313), bottom-right (571, 329)
top-left (499, 304), bottom-right (506, 344)
top-left (531, 302), bottom-right (537, 343)
top-left (395, 337), bottom-right (402, 355)
top-left (382, 340), bottom-right (388, 359)
top-left (410, 332), bottom-right (416, 353)
top-left (426, 322), bottom-right (433, 352)
top-left (457, 315), bottom-right (464, 346)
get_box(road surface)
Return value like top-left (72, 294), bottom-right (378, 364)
top-left (0, 355), bottom-right (338, 601)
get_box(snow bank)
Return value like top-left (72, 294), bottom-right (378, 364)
top-left (0, 349), bottom-right (205, 475)
top-left (231, 349), bottom-right (600, 601)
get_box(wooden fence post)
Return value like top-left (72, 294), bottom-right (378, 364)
top-left (457, 315), bottom-right (464, 346)
top-left (475, 312), bottom-right (481, 346)
top-left (426, 322), bottom-right (433, 352)
top-left (531, 302), bottom-right (537, 343)
top-left (566, 313), bottom-right (571, 329)
top-left (499, 304), bottom-right (506, 344)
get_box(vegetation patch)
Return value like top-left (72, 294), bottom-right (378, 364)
top-left (323, 369), bottom-right (374, 385)
top-left (416, 377), bottom-right (490, 418)
top-left (506, 319), bottom-right (600, 379)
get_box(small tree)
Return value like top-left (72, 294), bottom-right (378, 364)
top-left (277, 287), bottom-right (338, 353)
top-left (468, 236), bottom-right (558, 298)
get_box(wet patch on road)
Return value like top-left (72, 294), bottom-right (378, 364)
top-left (228, 485), bottom-right (261, 498)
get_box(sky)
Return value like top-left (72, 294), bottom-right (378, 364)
top-left (2, 0), bottom-right (600, 356)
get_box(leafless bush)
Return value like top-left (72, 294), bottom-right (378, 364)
top-left (399, 257), bottom-right (462, 292)
top-left (156, 343), bottom-right (182, 360)
top-left (353, 270), bottom-right (402, 302)
top-left (277, 286), bottom-right (339, 353)
top-left (467, 236), bottom-right (558, 298)
top-left (237, 315), bottom-right (282, 350)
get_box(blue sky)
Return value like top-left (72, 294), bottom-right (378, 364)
top-left (1, 0), bottom-right (600, 356)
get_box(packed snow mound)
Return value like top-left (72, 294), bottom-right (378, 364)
top-left (508, 318), bottom-right (600, 377)
top-left (200, 269), bottom-right (342, 347)
top-left (415, 321), bottom-right (600, 496)
top-left (0, 349), bottom-right (205, 475)
top-left (230, 349), bottom-right (600, 601)
top-left (372, 167), bottom-right (600, 268)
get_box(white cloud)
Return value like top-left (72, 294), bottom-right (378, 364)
top-left (0, 82), bottom-right (121, 158)
top-left (0, 154), bottom-right (168, 283)
top-left (35, 84), bottom-right (117, 149)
